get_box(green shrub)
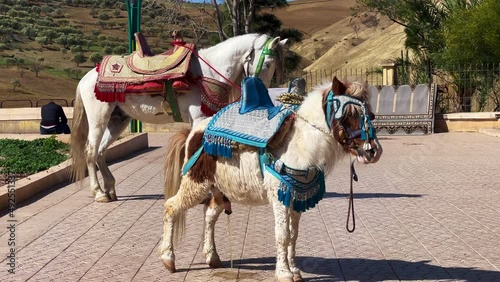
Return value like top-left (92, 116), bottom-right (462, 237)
top-left (0, 136), bottom-right (70, 174)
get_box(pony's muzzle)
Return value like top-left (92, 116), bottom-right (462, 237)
top-left (355, 138), bottom-right (382, 164)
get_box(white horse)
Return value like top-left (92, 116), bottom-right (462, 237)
top-left (70, 33), bottom-right (287, 203)
top-left (159, 77), bottom-right (383, 281)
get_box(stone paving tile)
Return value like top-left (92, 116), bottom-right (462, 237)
top-left (0, 147), bottom-right (159, 256)
top-left (2, 132), bottom-right (500, 282)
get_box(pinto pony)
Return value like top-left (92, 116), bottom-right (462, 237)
top-left (70, 34), bottom-right (287, 203)
top-left (159, 77), bottom-right (383, 281)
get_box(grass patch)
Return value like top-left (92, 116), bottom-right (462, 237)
top-left (88, 45), bottom-right (103, 52)
top-left (43, 68), bottom-right (70, 78)
top-left (0, 57), bottom-right (8, 66)
top-left (0, 136), bottom-right (70, 175)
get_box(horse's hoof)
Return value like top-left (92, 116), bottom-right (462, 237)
top-left (108, 193), bottom-right (118, 202)
top-left (277, 278), bottom-right (293, 282)
top-left (293, 274), bottom-right (304, 282)
top-left (95, 195), bottom-right (110, 203)
top-left (162, 257), bottom-right (176, 273)
top-left (206, 255), bottom-right (223, 268)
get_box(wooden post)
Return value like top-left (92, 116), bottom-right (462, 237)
top-left (381, 62), bottom-right (397, 86)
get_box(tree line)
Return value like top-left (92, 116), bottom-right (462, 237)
top-left (355, 0), bottom-right (500, 111)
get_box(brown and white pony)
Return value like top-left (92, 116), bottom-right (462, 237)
top-left (159, 77), bottom-right (383, 281)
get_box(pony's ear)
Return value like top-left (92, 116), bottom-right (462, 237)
top-left (332, 76), bottom-right (347, 95)
top-left (279, 38), bottom-right (289, 47)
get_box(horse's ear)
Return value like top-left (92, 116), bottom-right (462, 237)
top-left (268, 37), bottom-right (281, 50)
top-left (332, 76), bottom-right (347, 95)
top-left (279, 38), bottom-right (289, 47)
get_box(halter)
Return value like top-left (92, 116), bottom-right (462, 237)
top-left (242, 37), bottom-right (276, 78)
top-left (325, 90), bottom-right (375, 150)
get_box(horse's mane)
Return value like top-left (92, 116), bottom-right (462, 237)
top-left (208, 33), bottom-right (286, 84)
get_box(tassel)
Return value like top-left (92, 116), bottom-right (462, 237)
top-left (200, 103), bottom-right (217, 117)
top-left (360, 115), bottom-right (367, 140)
top-left (368, 119), bottom-right (376, 139)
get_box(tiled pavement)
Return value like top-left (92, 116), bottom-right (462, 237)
top-left (1, 132), bottom-right (500, 282)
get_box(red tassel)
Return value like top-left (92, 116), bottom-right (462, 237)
top-left (200, 103), bottom-right (216, 117)
top-left (116, 92), bottom-right (125, 102)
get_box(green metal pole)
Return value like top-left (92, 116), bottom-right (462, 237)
top-left (127, 0), bottom-right (142, 133)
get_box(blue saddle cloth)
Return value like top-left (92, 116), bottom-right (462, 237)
top-left (203, 101), bottom-right (294, 158)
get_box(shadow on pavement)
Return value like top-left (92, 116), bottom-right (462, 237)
top-left (323, 192), bottom-right (422, 199)
top-left (118, 194), bottom-right (164, 201)
top-left (235, 256), bottom-right (500, 281)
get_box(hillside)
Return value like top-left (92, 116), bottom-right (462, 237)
top-left (0, 0), bottom-right (406, 104)
top-left (0, 0), bottom-right (214, 104)
top-left (274, 0), bottom-right (406, 72)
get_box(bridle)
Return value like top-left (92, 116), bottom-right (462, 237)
top-left (325, 90), bottom-right (376, 151)
top-left (324, 89), bottom-right (378, 232)
top-left (241, 36), bottom-right (276, 78)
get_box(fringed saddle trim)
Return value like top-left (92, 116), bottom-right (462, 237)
top-left (264, 159), bottom-right (326, 213)
top-left (196, 77), bottom-right (233, 116)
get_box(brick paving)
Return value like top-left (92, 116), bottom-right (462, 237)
top-left (1, 132), bottom-right (500, 282)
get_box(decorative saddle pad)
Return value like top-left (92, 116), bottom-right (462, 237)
top-left (203, 101), bottom-right (294, 158)
top-left (94, 44), bottom-right (194, 102)
top-left (97, 44), bottom-right (193, 84)
top-left (127, 43), bottom-right (193, 75)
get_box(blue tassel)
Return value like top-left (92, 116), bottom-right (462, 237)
top-left (368, 119), bottom-right (375, 139)
top-left (283, 186), bottom-right (291, 207)
top-left (359, 115), bottom-right (366, 140)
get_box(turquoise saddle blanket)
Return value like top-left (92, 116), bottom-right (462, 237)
top-left (203, 102), bottom-right (293, 158)
top-left (203, 77), bottom-right (294, 158)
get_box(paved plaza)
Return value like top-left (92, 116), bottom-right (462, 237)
top-left (1, 132), bottom-right (500, 282)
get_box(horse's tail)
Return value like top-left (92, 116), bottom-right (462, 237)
top-left (164, 128), bottom-right (190, 244)
top-left (70, 85), bottom-right (89, 182)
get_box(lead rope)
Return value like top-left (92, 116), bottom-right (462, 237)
top-left (346, 158), bottom-right (358, 232)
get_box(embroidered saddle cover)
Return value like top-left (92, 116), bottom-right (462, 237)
top-left (94, 33), bottom-right (194, 102)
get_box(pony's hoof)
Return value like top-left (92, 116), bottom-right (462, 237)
top-left (95, 195), bottom-right (110, 203)
top-left (206, 255), bottom-right (223, 268)
top-left (293, 274), bottom-right (304, 282)
top-left (162, 257), bottom-right (176, 273)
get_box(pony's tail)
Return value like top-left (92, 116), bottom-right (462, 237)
top-left (70, 86), bottom-right (89, 183)
top-left (164, 129), bottom-right (190, 244)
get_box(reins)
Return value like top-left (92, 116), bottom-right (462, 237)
top-left (175, 36), bottom-right (274, 92)
top-left (175, 42), bottom-right (242, 91)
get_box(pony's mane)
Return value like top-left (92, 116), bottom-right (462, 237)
top-left (298, 79), bottom-right (372, 125)
top-left (310, 78), bottom-right (372, 115)
top-left (344, 79), bottom-right (370, 101)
